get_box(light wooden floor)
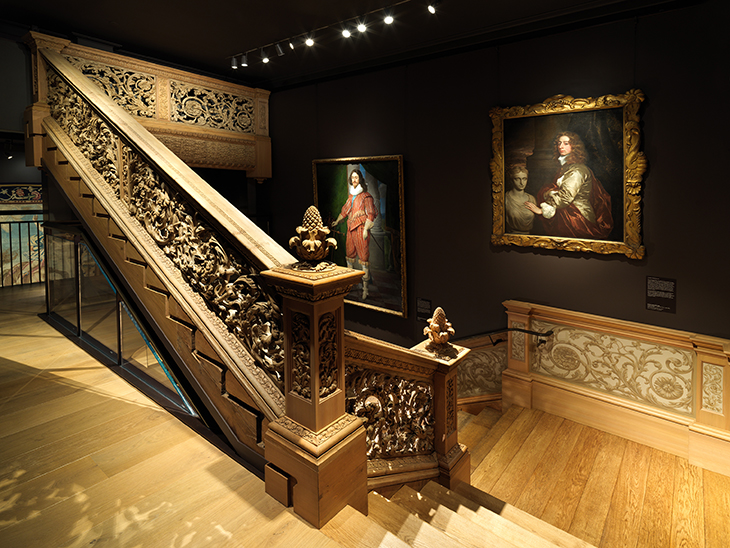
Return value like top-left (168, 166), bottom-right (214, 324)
top-left (461, 404), bottom-right (730, 548)
top-left (0, 284), bottom-right (339, 548)
top-left (3, 284), bottom-right (730, 548)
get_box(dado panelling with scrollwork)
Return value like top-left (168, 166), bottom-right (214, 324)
top-left (530, 319), bottom-right (695, 415)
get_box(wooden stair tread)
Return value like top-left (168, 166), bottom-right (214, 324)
top-left (322, 504), bottom-right (411, 548)
top-left (367, 491), bottom-right (468, 548)
top-left (391, 484), bottom-right (553, 548)
top-left (444, 481), bottom-right (596, 548)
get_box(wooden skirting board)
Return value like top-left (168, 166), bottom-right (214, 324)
top-left (503, 371), bottom-right (730, 477)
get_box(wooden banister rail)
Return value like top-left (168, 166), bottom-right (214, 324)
top-left (30, 40), bottom-right (292, 464)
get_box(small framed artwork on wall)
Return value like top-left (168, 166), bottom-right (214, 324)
top-left (490, 89), bottom-right (647, 259)
top-left (313, 155), bottom-right (407, 317)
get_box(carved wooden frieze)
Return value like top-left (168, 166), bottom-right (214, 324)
top-left (170, 81), bottom-right (255, 133)
top-left (702, 362), bottom-right (724, 414)
top-left (457, 345), bottom-right (507, 398)
top-left (291, 312), bottom-right (311, 399)
top-left (64, 56), bottom-right (156, 118)
top-left (46, 68), bottom-right (286, 394)
top-left (319, 312), bottom-right (338, 398)
top-left (346, 367), bottom-right (435, 459)
top-left (531, 319), bottom-right (695, 415)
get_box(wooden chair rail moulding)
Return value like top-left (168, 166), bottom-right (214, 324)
top-left (502, 299), bottom-right (730, 476)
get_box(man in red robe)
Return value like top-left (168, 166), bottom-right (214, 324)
top-left (333, 168), bottom-right (377, 298)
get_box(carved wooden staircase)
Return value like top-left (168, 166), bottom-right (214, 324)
top-left (321, 481), bottom-right (593, 548)
top-left (319, 405), bottom-right (594, 548)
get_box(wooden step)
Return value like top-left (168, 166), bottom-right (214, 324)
top-left (367, 491), bottom-right (468, 548)
top-left (466, 404), bottom-right (522, 473)
top-left (321, 504), bottom-right (410, 548)
top-left (391, 484), bottom-right (554, 548)
top-left (444, 482), bottom-right (596, 548)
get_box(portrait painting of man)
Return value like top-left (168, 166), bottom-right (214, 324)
top-left (490, 90), bottom-right (647, 259)
top-left (313, 155), bottom-right (407, 316)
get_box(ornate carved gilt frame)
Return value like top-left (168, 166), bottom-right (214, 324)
top-left (313, 155), bottom-right (407, 317)
top-left (490, 89), bottom-right (646, 258)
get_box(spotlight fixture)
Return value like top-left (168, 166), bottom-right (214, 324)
top-left (428, 2), bottom-right (441, 14)
top-left (231, 56), bottom-right (238, 69)
top-left (261, 48), bottom-right (269, 63)
top-left (305, 37), bottom-right (314, 47)
top-left (275, 43), bottom-right (285, 56)
top-left (289, 41), bottom-right (295, 50)
top-left (357, 22), bottom-right (367, 33)
top-left (241, 53), bottom-right (248, 67)
top-left (342, 28), bottom-right (351, 38)
top-left (384, 14), bottom-right (394, 25)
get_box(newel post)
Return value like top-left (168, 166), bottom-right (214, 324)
top-left (411, 307), bottom-right (471, 488)
top-left (502, 300), bottom-right (535, 411)
top-left (260, 207), bottom-right (368, 528)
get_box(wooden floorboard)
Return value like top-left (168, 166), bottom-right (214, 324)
top-left (0, 285), bottom-right (336, 548)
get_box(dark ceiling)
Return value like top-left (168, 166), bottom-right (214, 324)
top-left (1, 0), bottom-right (689, 90)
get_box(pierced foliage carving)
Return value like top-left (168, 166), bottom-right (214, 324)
top-left (170, 81), bottom-right (255, 133)
top-left (48, 70), bottom-right (120, 196)
top-left (346, 367), bottom-right (434, 459)
top-left (126, 151), bottom-right (285, 388)
top-left (319, 312), bottom-right (338, 397)
top-left (47, 69), bottom-right (285, 391)
top-left (291, 312), bottom-right (311, 399)
top-left (531, 320), bottom-right (694, 415)
top-left (65, 56), bottom-right (156, 118)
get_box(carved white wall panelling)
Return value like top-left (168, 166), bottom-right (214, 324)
top-left (531, 319), bottom-right (695, 415)
top-left (702, 362), bottom-right (724, 414)
top-left (511, 321), bottom-right (525, 361)
top-left (457, 345), bottom-right (507, 398)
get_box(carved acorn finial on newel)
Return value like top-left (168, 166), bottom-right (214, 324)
top-left (289, 205), bottom-right (338, 271)
top-left (423, 306), bottom-right (458, 359)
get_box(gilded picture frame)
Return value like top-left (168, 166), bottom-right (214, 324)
top-left (313, 155), bottom-right (407, 317)
top-left (490, 89), bottom-right (647, 259)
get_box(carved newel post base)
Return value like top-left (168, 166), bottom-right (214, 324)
top-left (261, 263), bottom-right (367, 528)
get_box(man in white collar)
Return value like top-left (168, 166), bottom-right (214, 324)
top-left (332, 168), bottom-right (377, 298)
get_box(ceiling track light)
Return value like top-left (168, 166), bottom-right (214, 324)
top-left (357, 22), bottom-right (367, 33)
top-left (384, 14), bottom-right (394, 25)
top-left (342, 28), bottom-right (351, 38)
top-left (261, 48), bottom-right (269, 63)
top-left (305, 37), bottom-right (314, 47)
top-left (241, 53), bottom-right (248, 67)
top-left (231, 56), bottom-right (238, 69)
top-left (427, 1), bottom-right (441, 14)
top-left (275, 43), bottom-right (285, 56)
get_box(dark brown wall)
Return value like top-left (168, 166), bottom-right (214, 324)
top-left (268, 0), bottom-right (729, 346)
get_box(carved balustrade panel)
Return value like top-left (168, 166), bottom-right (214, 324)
top-left (531, 319), bottom-right (695, 415)
top-left (346, 366), bottom-right (435, 459)
top-left (46, 66), bottom-right (285, 393)
top-left (170, 81), bottom-right (255, 133)
top-left (65, 56), bottom-right (156, 118)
